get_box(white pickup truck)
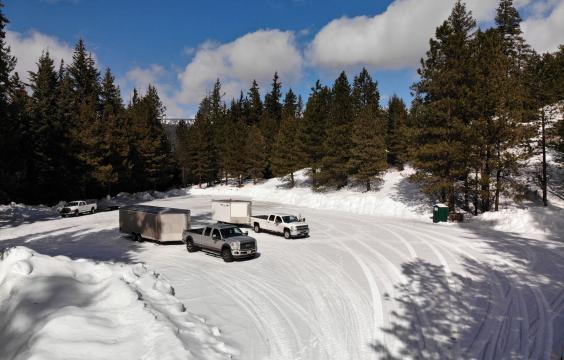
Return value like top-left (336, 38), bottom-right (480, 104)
top-left (60, 200), bottom-right (97, 217)
top-left (251, 213), bottom-right (309, 239)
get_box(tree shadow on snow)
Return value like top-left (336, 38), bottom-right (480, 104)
top-left (0, 227), bottom-right (143, 263)
top-left (371, 226), bottom-right (564, 359)
top-left (0, 272), bottom-right (99, 359)
top-left (389, 176), bottom-right (434, 216)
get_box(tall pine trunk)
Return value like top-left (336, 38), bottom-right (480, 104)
top-left (541, 111), bottom-right (547, 207)
top-left (290, 172), bottom-right (295, 188)
top-left (481, 150), bottom-right (491, 212)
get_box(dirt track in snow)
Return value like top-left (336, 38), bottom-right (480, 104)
top-left (1, 195), bottom-right (563, 359)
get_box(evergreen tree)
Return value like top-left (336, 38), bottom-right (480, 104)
top-left (319, 71), bottom-right (353, 189)
top-left (386, 95), bottom-right (409, 168)
top-left (27, 52), bottom-right (67, 202)
top-left (296, 80), bottom-right (330, 187)
top-left (282, 88), bottom-right (298, 120)
top-left (98, 68), bottom-right (130, 194)
top-left (260, 73), bottom-right (283, 178)
top-left (0, 1), bottom-right (19, 202)
top-left (175, 119), bottom-right (191, 186)
top-left (244, 125), bottom-right (267, 184)
top-left (246, 79), bottom-right (262, 126)
top-left (348, 68), bottom-right (387, 191)
top-left (272, 105), bottom-right (301, 187)
top-left (410, 1), bottom-right (476, 210)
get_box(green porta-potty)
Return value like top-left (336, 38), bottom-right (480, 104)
top-left (433, 204), bottom-right (449, 223)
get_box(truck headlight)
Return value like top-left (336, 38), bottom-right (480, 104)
top-left (231, 241), bottom-right (240, 250)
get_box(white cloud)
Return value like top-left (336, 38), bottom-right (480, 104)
top-left (124, 65), bottom-right (186, 118)
top-left (307, 0), bottom-right (551, 70)
top-left (177, 29), bottom-right (303, 104)
top-left (522, 0), bottom-right (564, 53)
top-left (6, 30), bottom-right (75, 81)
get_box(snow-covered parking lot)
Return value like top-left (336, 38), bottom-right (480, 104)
top-left (1, 194), bottom-right (564, 359)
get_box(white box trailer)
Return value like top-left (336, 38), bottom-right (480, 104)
top-left (119, 205), bottom-right (190, 243)
top-left (211, 199), bottom-right (251, 225)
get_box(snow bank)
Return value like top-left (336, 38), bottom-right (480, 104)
top-left (0, 247), bottom-right (236, 360)
top-left (469, 205), bottom-right (564, 236)
top-left (0, 202), bottom-right (60, 226)
top-left (192, 168), bottom-right (431, 220)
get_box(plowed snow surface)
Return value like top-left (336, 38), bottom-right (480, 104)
top-left (1, 195), bottom-right (563, 359)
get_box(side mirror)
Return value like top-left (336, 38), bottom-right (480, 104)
top-left (302, 218), bottom-right (306, 222)
top-left (243, 231), bottom-right (248, 236)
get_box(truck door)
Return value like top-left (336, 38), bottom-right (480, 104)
top-left (211, 228), bottom-right (222, 251)
top-left (275, 216), bottom-right (283, 233)
top-left (203, 226), bottom-right (213, 248)
top-left (268, 215), bottom-right (276, 231)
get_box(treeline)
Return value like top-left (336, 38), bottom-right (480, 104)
top-left (409, 0), bottom-right (564, 212)
top-left (176, 0), bottom-right (564, 215)
top-left (0, 3), bottom-right (175, 204)
top-left (175, 70), bottom-right (403, 191)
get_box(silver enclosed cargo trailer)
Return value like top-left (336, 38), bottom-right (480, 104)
top-left (211, 199), bottom-right (251, 225)
top-left (119, 205), bottom-right (190, 242)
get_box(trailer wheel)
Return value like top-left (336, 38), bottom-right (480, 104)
top-left (254, 223), bottom-right (260, 233)
top-left (222, 247), bottom-right (234, 263)
top-left (133, 233), bottom-right (143, 242)
top-left (284, 229), bottom-right (291, 239)
top-left (186, 238), bottom-right (198, 253)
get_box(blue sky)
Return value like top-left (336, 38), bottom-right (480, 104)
top-left (4, 0), bottom-right (563, 117)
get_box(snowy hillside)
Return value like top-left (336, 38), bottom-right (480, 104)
top-left (192, 167), bottom-right (432, 220)
top-left (0, 247), bottom-right (236, 360)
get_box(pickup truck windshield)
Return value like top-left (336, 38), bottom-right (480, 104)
top-left (220, 227), bottom-right (244, 238)
top-left (67, 202), bottom-right (79, 206)
top-left (282, 215), bottom-right (299, 223)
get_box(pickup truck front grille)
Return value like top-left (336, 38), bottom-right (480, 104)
top-left (60, 208), bottom-right (71, 213)
top-left (241, 242), bottom-right (255, 250)
top-left (296, 225), bottom-right (309, 231)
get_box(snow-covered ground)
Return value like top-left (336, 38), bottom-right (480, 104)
top-left (0, 246), bottom-right (235, 360)
top-left (1, 190), bottom-right (563, 359)
top-left (192, 168), bottom-right (432, 220)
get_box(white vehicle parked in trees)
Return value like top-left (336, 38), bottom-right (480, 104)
top-left (251, 213), bottom-right (309, 239)
top-left (60, 200), bottom-right (97, 217)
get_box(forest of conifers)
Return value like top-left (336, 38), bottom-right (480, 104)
top-left (1, 0), bottom-right (563, 214)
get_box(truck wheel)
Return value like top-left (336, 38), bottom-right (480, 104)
top-left (284, 229), bottom-right (291, 239)
top-left (74, 210), bottom-right (79, 217)
top-left (254, 223), bottom-right (260, 233)
top-left (90, 208), bottom-right (95, 214)
top-left (222, 247), bottom-right (234, 263)
top-left (133, 233), bottom-right (143, 242)
top-left (186, 238), bottom-right (197, 253)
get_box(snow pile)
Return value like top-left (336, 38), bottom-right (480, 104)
top-left (99, 188), bottom-right (190, 209)
top-left (469, 205), bottom-right (564, 236)
top-left (192, 167), bottom-right (431, 220)
top-left (0, 247), bottom-right (236, 360)
top-left (0, 202), bottom-right (60, 226)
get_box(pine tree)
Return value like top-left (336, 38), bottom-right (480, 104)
top-left (319, 71), bottom-right (353, 189)
top-left (260, 73), bottom-right (283, 177)
top-left (98, 68), bottom-right (130, 194)
top-left (133, 85), bottom-right (175, 190)
top-left (272, 106), bottom-right (301, 187)
top-left (0, 1), bottom-right (20, 202)
top-left (282, 88), bottom-right (298, 120)
top-left (245, 125), bottom-right (267, 184)
top-left (28, 52), bottom-right (67, 202)
top-left (410, 1), bottom-right (476, 210)
top-left (246, 80), bottom-right (262, 126)
top-left (386, 95), bottom-right (409, 168)
top-left (296, 80), bottom-right (330, 187)
top-left (348, 68), bottom-right (387, 191)
top-left (175, 119), bottom-right (191, 186)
